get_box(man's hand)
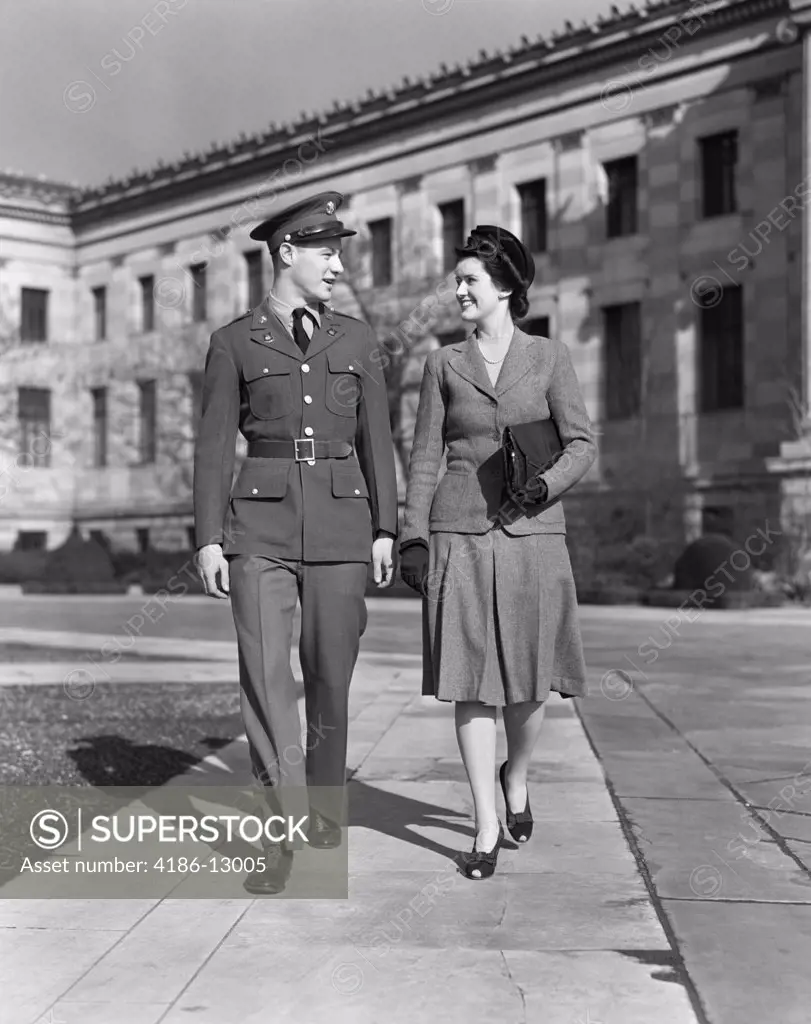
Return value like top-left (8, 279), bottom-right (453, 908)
top-left (372, 537), bottom-right (395, 588)
top-left (197, 543), bottom-right (230, 599)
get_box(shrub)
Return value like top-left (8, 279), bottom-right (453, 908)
top-left (20, 524), bottom-right (128, 594)
top-left (0, 549), bottom-right (49, 584)
top-left (40, 524), bottom-right (117, 584)
top-left (673, 532), bottom-right (753, 598)
top-left (140, 549), bottom-right (206, 595)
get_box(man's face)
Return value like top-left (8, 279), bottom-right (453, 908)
top-left (285, 240), bottom-right (344, 304)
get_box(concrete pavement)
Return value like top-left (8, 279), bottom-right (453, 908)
top-left (3, 600), bottom-right (811, 1022)
top-left (0, 619), bottom-right (700, 1024)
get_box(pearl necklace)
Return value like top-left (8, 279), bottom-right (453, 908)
top-left (477, 332), bottom-right (512, 365)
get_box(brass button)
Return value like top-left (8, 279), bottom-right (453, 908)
top-left (304, 427), bottom-right (314, 437)
top-left (301, 364), bottom-right (310, 373)
top-left (307, 459), bottom-right (316, 466)
top-left (259, 315), bottom-right (267, 324)
top-left (251, 488), bottom-right (258, 495)
top-left (304, 395), bottom-right (312, 404)
top-left (263, 368), bottom-right (269, 374)
top-left (348, 364), bottom-right (354, 370)
top-left (354, 488), bottom-right (360, 495)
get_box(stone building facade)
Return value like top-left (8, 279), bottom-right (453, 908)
top-left (0, 0), bottom-right (808, 566)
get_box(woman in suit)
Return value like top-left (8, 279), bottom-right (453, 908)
top-left (398, 225), bottom-right (596, 879)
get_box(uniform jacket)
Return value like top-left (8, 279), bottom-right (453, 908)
top-left (193, 296), bottom-right (398, 562)
top-left (399, 328), bottom-right (596, 543)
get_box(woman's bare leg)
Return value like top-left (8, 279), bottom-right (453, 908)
top-left (455, 701), bottom-right (499, 850)
top-left (502, 701), bottom-right (546, 810)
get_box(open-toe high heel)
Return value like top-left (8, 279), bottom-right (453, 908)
top-left (500, 761), bottom-right (533, 843)
top-left (463, 822), bottom-right (504, 880)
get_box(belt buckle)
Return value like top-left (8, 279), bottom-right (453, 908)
top-left (294, 438), bottom-right (315, 462)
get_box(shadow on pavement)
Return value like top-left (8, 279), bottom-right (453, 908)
top-left (347, 777), bottom-right (518, 864)
top-left (67, 733), bottom-right (232, 787)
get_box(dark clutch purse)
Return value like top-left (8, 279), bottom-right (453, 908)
top-left (502, 419), bottom-right (564, 503)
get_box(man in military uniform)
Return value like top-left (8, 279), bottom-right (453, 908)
top-left (193, 192), bottom-right (398, 894)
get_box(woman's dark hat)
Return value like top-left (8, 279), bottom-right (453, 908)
top-left (455, 225), bottom-right (535, 287)
top-left (249, 191), bottom-right (356, 251)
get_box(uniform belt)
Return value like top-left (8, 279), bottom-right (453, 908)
top-left (247, 439), bottom-right (354, 461)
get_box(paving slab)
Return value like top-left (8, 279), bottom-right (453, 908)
top-left (0, 925), bottom-right (125, 1022)
top-left (57, 899), bottom-right (249, 1005)
top-left (591, 750), bottom-right (736, 802)
top-left (162, 946), bottom-right (698, 1024)
top-left (46, 1003), bottom-right (170, 1024)
top-left (663, 900), bottom-right (811, 1024)
top-left (620, 796), bottom-right (811, 902)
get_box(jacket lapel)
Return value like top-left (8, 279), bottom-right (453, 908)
top-left (448, 337), bottom-right (497, 401)
top-left (495, 328), bottom-right (538, 398)
top-left (248, 298), bottom-right (302, 362)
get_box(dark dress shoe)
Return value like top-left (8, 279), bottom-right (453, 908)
top-left (243, 843), bottom-right (293, 895)
top-left (307, 810), bottom-right (342, 849)
top-left (499, 761), bottom-right (534, 843)
top-left (463, 822), bottom-right (504, 880)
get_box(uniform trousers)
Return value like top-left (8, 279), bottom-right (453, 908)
top-left (227, 554), bottom-right (368, 825)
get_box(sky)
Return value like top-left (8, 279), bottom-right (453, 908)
top-left (0, 0), bottom-right (612, 186)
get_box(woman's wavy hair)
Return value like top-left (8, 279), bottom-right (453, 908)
top-left (455, 226), bottom-right (535, 321)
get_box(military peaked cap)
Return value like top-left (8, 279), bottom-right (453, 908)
top-left (249, 191), bottom-right (356, 251)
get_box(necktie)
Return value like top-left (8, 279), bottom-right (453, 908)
top-left (292, 308), bottom-right (309, 356)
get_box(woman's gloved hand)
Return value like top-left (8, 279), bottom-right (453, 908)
top-left (399, 539), bottom-right (430, 593)
top-left (511, 475), bottom-right (548, 507)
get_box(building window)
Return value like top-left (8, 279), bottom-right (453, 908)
top-left (190, 263), bottom-right (207, 322)
top-left (604, 157), bottom-right (638, 238)
top-left (517, 179), bottom-right (547, 253)
top-left (136, 527), bottom-right (150, 554)
top-left (189, 370), bottom-right (204, 439)
top-left (700, 131), bottom-right (737, 217)
top-left (245, 250), bottom-right (264, 308)
top-left (436, 329), bottom-right (467, 347)
top-left (91, 387), bottom-right (107, 468)
top-left (439, 200), bottom-right (465, 273)
top-left (522, 316), bottom-right (550, 337)
top-left (89, 529), bottom-right (110, 551)
top-left (20, 288), bottom-right (48, 343)
top-left (702, 506), bottom-right (734, 537)
top-left (16, 531), bottom-right (47, 551)
top-left (368, 218), bottom-right (393, 287)
top-left (138, 379), bottom-right (157, 463)
top-left (699, 286), bottom-right (744, 411)
top-left (92, 286), bottom-right (106, 341)
top-left (140, 275), bottom-right (155, 332)
top-left (603, 303), bottom-right (642, 421)
top-left (18, 387), bottom-right (51, 467)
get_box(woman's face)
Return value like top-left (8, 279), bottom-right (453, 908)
top-left (454, 257), bottom-right (507, 323)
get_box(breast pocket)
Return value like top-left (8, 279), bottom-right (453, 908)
top-left (325, 351), bottom-right (362, 417)
top-left (243, 359), bottom-right (294, 421)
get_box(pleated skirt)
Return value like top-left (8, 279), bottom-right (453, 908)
top-left (421, 529), bottom-right (588, 705)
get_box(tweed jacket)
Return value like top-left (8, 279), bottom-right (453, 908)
top-left (193, 296), bottom-right (398, 562)
top-left (400, 328), bottom-right (596, 543)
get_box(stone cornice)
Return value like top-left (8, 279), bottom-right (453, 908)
top-left (0, 203), bottom-right (73, 227)
top-left (5, 0), bottom-right (795, 233)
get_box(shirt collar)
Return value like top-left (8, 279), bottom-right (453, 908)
top-left (268, 291), bottom-right (321, 329)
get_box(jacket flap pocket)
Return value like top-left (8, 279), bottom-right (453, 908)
top-left (327, 351), bottom-right (361, 375)
top-left (232, 460), bottom-right (290, 498)
top-left (331, 463), bottom-right (369, 498)
top-left (243, 353), bottom-right (292, 384)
